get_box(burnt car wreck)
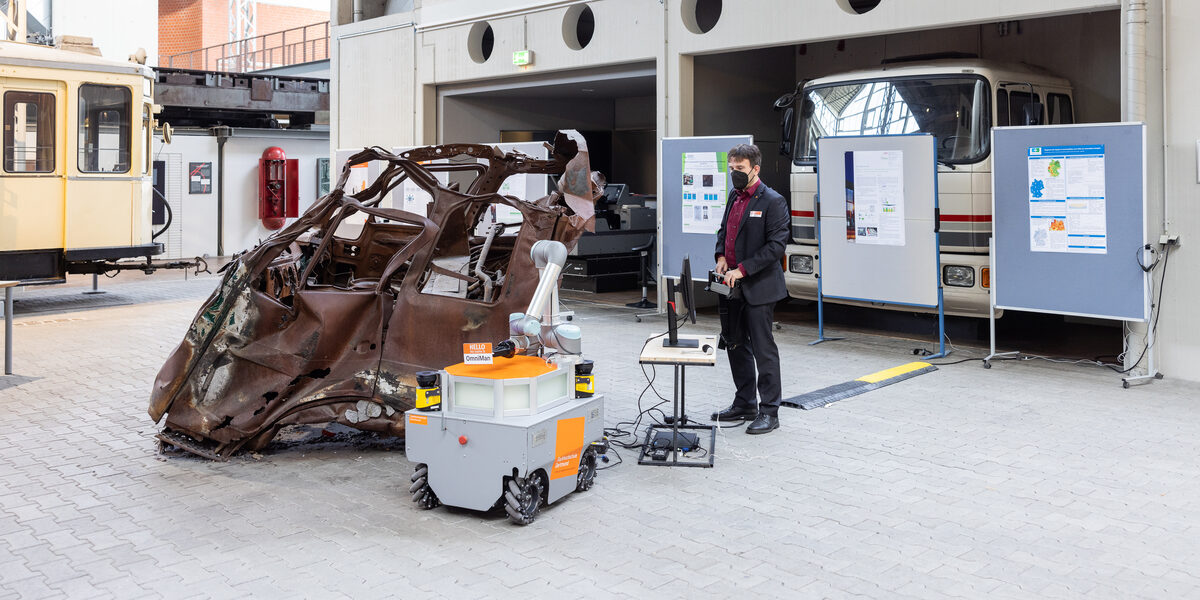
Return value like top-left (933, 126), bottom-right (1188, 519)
top-left (150, 131), bottom-right (595, 460)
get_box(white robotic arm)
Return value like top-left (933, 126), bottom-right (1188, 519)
top-left (501, 240), bottom-right (582, 360)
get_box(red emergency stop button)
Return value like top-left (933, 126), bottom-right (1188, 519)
top-left (458, 435), bottom-right (468, 445)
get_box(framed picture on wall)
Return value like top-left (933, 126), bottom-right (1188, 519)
top-left (189, 162), bottom-right (212, 194)
top-left (317, 158), bottom-right (331, 197)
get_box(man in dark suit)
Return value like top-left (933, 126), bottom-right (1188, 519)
top-left (710, 144), bottom-right (790, 434)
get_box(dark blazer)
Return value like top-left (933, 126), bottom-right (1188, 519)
top-left (714, 182), bottom-right (790, 306)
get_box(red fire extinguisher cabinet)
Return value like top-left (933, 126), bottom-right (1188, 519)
top-left (259, 146), bottom-right (298, 230)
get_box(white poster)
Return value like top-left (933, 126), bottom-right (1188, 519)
top-left (494, 175), bottom-right (527, 224)
top-left (399, 180), bottom-right (431, 215)
top-left (1027, 145), bottom-right (1107, 254)
top-left (344, 162), bottom-right (370, 195)
top-left (681, 151), bottom-right (728, 234)
top-left (846, 150), bottom-right (906, 246)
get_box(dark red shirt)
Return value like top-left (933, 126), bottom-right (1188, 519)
top-left (721, 179), bottom-right (760, 275)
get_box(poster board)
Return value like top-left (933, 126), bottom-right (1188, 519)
top-left (392, 146), bottom-right (450, 216)
top-left (333, 148), bottom-right (386, 231)
top-left (991, 123), bottom-right (1147, 321)
top-left (488, 141), bottom-right (550, 227)
top-left (660, 135), bottom-right (752, 280)
top-left (333, 148), bottom-right (377, 197)
top-left (816, 134), bottom-right (939, 308)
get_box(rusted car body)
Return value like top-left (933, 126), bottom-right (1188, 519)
top-left (150, 131), bottom-right (595, 460)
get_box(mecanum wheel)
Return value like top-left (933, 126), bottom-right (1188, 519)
top-left (504, 472), bottom-right (545, 526)
top-left (575, 447), bottom-right (597, 492)
top-left (410, 463), bottom-right (440, 510)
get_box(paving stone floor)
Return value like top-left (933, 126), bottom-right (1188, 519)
top-left (1, 273), bottom-right (1199, 599)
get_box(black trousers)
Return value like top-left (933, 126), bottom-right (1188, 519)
top-left (722, 297), bottom-right (781, 417)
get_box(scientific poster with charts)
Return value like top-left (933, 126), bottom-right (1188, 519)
top-left (680, 151), bottom-right (727, 234)
top-left (845, 150), bottom-right (906, 246)
top-left (1027, 145), bottom-right (1107, 254)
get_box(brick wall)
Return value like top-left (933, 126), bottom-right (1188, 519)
top-left (200, 0), bottom-right (229, 50)
top-left (257, 4), bottom-right (328, 36)
top-left (159, 0), bottom-right (203, 63)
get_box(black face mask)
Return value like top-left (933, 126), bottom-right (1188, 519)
top-left (731, 169), bottom-right (751, 190)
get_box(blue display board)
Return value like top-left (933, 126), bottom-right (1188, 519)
top-left (659, 135), bottom-right (753, 281)
top-left (992, 123), bottom-right (1148, 321)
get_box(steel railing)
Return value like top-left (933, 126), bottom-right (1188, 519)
top-left (164, 21), bottom-right (329, 73)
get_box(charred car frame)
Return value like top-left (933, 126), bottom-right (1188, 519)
top-left (150, 131), bottom-right (595, 460)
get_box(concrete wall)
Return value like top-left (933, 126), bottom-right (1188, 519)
top-left (331, 0), bottom-right (660, 152)
top-left (153, 130), bottom-right (330, 257)
top-left (1158, 0), bottom-right (1200, 379)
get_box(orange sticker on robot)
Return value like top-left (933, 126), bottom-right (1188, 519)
top-left (409, 414), bottom-right (428, 426)
top-left (550, 416), bottom-right (586, 480)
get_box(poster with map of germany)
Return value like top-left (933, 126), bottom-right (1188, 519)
top-left (1027, 144), bottom-right (1107, 254)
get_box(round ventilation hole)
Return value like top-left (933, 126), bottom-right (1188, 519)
top-left (681, 0), bottom-right (721, 34)
top-left (837, 0), bottom-right (882, 15)
top-left (468, 21), bottom-right (494, 63)
top-left (563, 5), bottom-right (595, 50)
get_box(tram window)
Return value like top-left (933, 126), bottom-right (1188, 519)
top-left (78, 84), bottom-right (131, 173)
top-left (3, 91), bottom-right (55, 173)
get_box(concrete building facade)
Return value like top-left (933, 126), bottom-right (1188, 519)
top-left (329, 0), bottom-right (1199, 383)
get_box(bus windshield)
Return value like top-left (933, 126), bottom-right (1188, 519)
top-left (794, 75), bottom-right (991, 165)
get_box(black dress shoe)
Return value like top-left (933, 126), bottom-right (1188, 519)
top-left (711, 404), bottom-right (757, 422)
top-left (746, 414), bottom-right (779, 435)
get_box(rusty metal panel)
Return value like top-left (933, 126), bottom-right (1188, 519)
top-left (150, 131), bottom-right (596, 460)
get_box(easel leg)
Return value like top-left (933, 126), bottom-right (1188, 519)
top-left (810, 284), bottom-right (843, 346)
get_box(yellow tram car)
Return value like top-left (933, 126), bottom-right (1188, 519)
top-left (0, 39), bottom-right (163, 283)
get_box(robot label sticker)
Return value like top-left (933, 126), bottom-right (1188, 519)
top-left (463, 343), bottom-right (494, 365)
top-left (550, 417), bottom-right (586, 480)
top-left (409, 414), bottom-right (428, 426)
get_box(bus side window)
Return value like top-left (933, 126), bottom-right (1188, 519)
top-left (3, 91), bottom-right (56, 173)
top-left (996, 89), bottom-right (1009, 127)
top-left (78, 84), bottom-right (132, 173)
top-left (1047, 93), bottom-right (1074, 124)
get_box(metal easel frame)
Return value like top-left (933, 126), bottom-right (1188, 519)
top-left (810, 135), bottom-right (947, 359)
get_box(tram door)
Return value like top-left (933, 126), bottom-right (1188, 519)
top-left (65, 83), bottom-right (135, 249)
top-left (1, 79), bottom-right (65, 257)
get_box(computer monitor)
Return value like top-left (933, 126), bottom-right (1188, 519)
top-left (601, 182), bottom-right (628, 206)
top-left (665, 256), bottom-right (698, 348)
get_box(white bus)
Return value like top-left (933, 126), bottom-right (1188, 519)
top-left (779, 59), bottom-right (1075, 317)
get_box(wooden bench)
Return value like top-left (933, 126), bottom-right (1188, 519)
top-left (1, 281), bottom-right (17, 375)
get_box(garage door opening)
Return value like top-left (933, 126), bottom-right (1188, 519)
top-left (692, 10), bottom-right (1124, 360)
top-left (438, 65), bottom-right (659, 295)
